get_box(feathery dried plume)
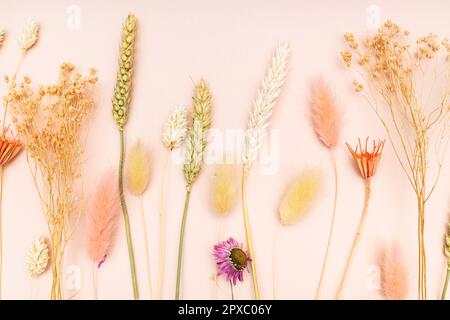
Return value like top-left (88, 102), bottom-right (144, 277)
top-left (0, 29), bottom-right (5, 47)
top-left (127, 140), bottom-right (152, 196)
top-left (310, 79), bottom-right (341, 148)
top-left (162, 105), bottom-right (188, 150)
top-left (26, 236), bottom-right (49, 277)
top-left (18, 20), bottom-right (39, 51)
top-left (87, 170), bottom-right (121, 267)
top-left (112, 14), bottom-right (136, 130)
top-left (211, 163), bottom-right (238, 215)
top-left (380, 245), bottom-right (408, 300)
top-left (279, 169), bottom-right (321, 225)
top-left (184, 79), bottom-right (212, 187)
top-left (243, 43), bottom-right (290, 168)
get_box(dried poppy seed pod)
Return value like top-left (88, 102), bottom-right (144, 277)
top-left (112, 14), bottom-right (136, 130)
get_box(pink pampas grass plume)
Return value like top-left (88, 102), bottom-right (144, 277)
top-left (310, 79), bottom-right (341, 148)
top-left (380, 244), bottom-right (408, 300)
top-left (87, 169), bottom-right (121, 268)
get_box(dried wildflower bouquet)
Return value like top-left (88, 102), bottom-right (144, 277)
top-left (340, 21), bottom-right (450, 299)
top-left (4, 63), bottom-right (98, 299)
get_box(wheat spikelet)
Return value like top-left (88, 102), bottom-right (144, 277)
top-left (112, 14), bottom-right (136, 130)
top-left (211, 163), bottom-right (238, 215)
top-left (162, 105), bottom-right (188, 150)
top-left (243, 43), bottom-right (290, 168)
top-left (0, 29), bottom-right (5, 47)
top-left (380, 245), bottom-right (408, 300)
top-left (310, 79), bottom-right (341, 148)
top-left (26, 236), bottom-right (49, 277)
top-left (87, 170), bottom-right (121, 266)
top-left (279, 169), bottom-right (321, 225)
top-left (18, 20), bottom-right (39, 51)
top-left (184, 79), bottom-right (212, 187)
top-left (127, 139), bottom-right (152, 196)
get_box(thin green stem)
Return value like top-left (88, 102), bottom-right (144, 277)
top-left (175, 188), bottom-right (192, 300)
top-left (119, 130), bottom-right (139, 300)
top-left (441, 265), bottom-right (449, 300)
top-left (230, 281), bottom-right (234, 300)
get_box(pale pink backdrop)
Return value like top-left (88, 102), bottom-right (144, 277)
top-left (0, 0), bottom-right (448, 300)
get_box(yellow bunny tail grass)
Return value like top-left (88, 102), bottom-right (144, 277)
top-left (211, 163), bottom-right (238, 215)
top-left (279, 169), bottom-right (321, 225)
top-left (127, 139), bottom-right (152, 196)
top-left (380, 244), bottom-right (408, 300)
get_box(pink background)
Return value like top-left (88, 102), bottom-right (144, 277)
top-left (0, 0), bottom-right (449, 300)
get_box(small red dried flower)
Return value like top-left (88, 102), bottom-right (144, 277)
top-left (0, 128), bottom-right (22, 167)
top-left (346, 137), bottom-right (385, 180)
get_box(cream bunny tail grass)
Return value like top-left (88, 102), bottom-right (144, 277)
top-left (380, 244), bottom-right (408, 300)
top-left (310, 79), bottom-right (341, 148)
top-left (0, 29), bottom-right (5, 47)
top-left (18, 20), bottom-right (39, 52)
top-left (127, 139), bottom-right (152, 196)
top-left (163, 105), bottom-right (188, 151)
top-left (243, 43), bottom-right (290, 169)
top-left (279, 169), bottom-right (321, 225)
top-left (211, 163), bottom-right (238, 215)
top-left (26, 236), bottom-right (49, 277)
top-left (87, 170), bottom-right (121, 266)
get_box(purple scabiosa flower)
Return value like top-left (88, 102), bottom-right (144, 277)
top-left (213, 237), bottom-right (251, 285)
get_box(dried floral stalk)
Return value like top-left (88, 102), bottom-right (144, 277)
top-left (309, 79), bottom-right (341, 299)
top-left (340, 20), bottom-right (450, 299)
top-left (4, 63), bottom-right (98, 299)
top-left (157, 105), bottom-right (187, 299)
top-left (336, 138), bottom-right (384, 299)
top-left (242, 43), bottom-right (289, 299)
top-left (442, 223), bottom-right (450, 300)
top-left (175, 79), bottom-right (212, 299)
top-left (111, 14), bottom-right (139, 300)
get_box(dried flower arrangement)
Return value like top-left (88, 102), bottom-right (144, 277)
top-left (175, 79), bottom-right (212, 299)
top-left (213, 238), bottom-right (250, 300)
top-left (4, 63), bottom-right (98, 299)
top-left (336, 138), bottom-right (384, 298)
top-left (340, 20), bottom-right (450, 299)
top-left (242, 43), bottom-right (289, 299)
top-left (157, 105), bottom-right (187, 299)
top-left (0, 20), bottom-right (39, 298)
top-left (87, 170), bottom-right (120, 299)
top-left (442, 223), bottom-right (450, 299)
top-left (111, 14), bottom-right (139, 300)
top-left (309, 79), bottom-right (342, 299)
top-left (380, 244), bottom-right (408, 300)
top-left (127, 139), bottom-right (152, 298)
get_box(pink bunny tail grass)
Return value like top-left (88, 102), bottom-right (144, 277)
top-left (380, 245), bottom-right (408, 300)
top-left (87, 169), bottom-right (121, 268)
top-left (310, 79), bottom-right (341, 148)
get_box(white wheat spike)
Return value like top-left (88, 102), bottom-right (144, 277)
top-left (26, 236), bottom-right (49, 277)
top-left (243, 43), bottom-right (290, 168)
top-left (0, 29), bottom-right (5, 47)
top-left (18, 20), bottom-right (39, 51)
top-left (162, 105), bottom-right (188, 150)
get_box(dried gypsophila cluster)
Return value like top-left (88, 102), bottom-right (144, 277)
top-left (112, 14), bottom-right (136, 130)
top-left (26, 236), bottom-right (49, 277)
top-left (184, 79), bottom-right (212, 188)
top-left (162, 105), bottom-right (188, 151)
top-left (243, 43), bottom-right (290, 169)
top-left (18, 20), bottom-right (39, 52)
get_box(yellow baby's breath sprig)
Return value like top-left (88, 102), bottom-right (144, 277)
top-left (175, 79), bottom-right (212, 299)
top-left (112, 14), bottom-right (139, 300)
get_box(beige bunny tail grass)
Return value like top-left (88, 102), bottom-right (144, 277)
top-left (310, 78), bottom-right (341, 148)
top-left (87, 170), bottom-right (121, 265)
top-left (26, 236), bottom-right (49, 277)
top-left (127, 139), bottom-right (152, 196)
top-left (380, 244), bottom-right (408, 300)
top-left (18, 20), bottom-right (39, 51)
top-left (0, 29), bottom-right (5, 47)
top-left (211, 163), bottom-right (238, 215)
top-left (279, 169), bottom-right (321, 225)
top-left (243, 43), bottom-right (290, 168)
